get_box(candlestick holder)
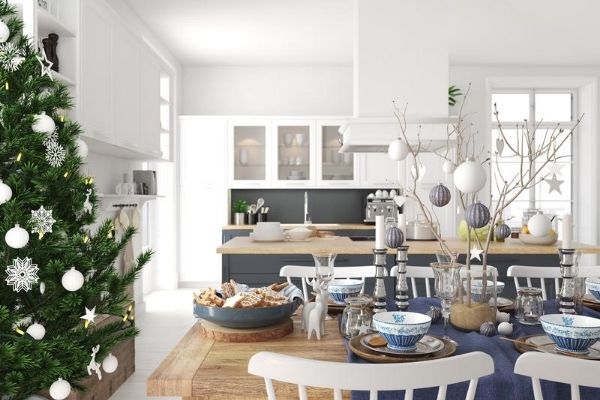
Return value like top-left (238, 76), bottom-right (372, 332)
top-left (558, 248), bottom-right (580, 314)
top-left (372, 248), bottom-right (388, 313)
top-left (395, 245), bottom-right (410, 311)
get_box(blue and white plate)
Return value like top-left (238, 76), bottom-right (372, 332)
top-left (540, 314), bottom-right (600, 354)
top-left (360, 333), bottom-right (443, 356)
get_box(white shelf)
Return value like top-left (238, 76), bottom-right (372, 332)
top-left (37, 6), bottom-right (76, 37)
top-left (97, 194), bottom-right (165, 199)
top-left (51, 70), bottom-right (75, 86)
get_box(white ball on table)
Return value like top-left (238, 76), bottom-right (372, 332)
top-left (497, 322), bottom-right (513, 336)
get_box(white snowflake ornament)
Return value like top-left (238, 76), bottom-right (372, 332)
top-left (30, 205), bottom-right (56, 237)
top-left (5, 257), bottom-right (39, 292)
top-left (43, 129), bottom-right (59, 148)
top-left (45, 141), bottom-right (65, 167)
top-left (0, 42), bottom-right (24, 72)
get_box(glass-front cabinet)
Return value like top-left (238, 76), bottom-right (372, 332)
top-left (228, 120), bottom-right (271, 186)
top-left (316, 120), bottom-right (358, 185)
top-left (273, 120), bottom-right (316, 186)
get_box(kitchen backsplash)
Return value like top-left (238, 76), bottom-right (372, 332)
top-left (231, 189), bottom-right (378, 224)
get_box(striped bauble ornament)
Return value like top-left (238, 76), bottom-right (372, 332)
top-left (385, 225), bottom-right (404, 248)
top-left (495, 223), bottom-right (511, 240)
top-left (465, 201), bottom-right (490, 228)
top-left (429, 183), bottom-right (451, 207)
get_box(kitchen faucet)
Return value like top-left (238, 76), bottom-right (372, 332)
top-left (304, 191), bottom-right (312, 224)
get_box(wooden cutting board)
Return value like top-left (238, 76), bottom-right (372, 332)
top-left (199, 318), bottom-right (293, 342)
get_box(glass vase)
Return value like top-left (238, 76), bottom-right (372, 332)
top-left (431, 262), bottom-right (462, 343)
top-left (450, 265), bottom-right (498, 331)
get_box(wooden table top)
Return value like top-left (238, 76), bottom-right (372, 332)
top-left (223, 223), bottom-right (375, 231)
top-left (147, 318), bottom-right (348, 399)
top-left (218, 236), bottom-right (600, 255)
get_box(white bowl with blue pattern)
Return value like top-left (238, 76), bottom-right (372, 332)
top-left (468, 280), bottom-right (504, 302)
top-left (328, 279), bottom-right (363, 304)
top-left (540, 314), bottom-right (600, 353)
top-left (585, 278), bottom-right (600, 302)
top-left (372, 312), bottom-right (431, 351)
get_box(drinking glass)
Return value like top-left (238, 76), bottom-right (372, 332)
top-left (431, 262), bottom-right (462, 344)
top-left (340, 295), bottom-right (373, 339)
top-left (515, 287), bottom-right (544, 325)
top-left (435, 250), bottom-right (459, 264)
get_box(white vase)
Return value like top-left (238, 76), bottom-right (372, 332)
top-left (239, 148), bottom-right (249, 166)
top-left (295, 133), bottom-right (305, 147)
top-left (284, 133), bottom-right (294, 147)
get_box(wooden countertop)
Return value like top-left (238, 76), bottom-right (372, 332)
top-left (218, 236), bottom-right (600, 255)
top-left (147, 318), bottom-right (347, 399)
top-left (223, 223), bottom-right (375, 230)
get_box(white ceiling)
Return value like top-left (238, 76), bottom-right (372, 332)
top-left (125, 0), bottom-right (600, 67)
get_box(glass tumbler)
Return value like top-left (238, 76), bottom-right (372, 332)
top-left (340, 295), bottom-right (373, 339)
top-left (516, 287), bottom-right (544, 325)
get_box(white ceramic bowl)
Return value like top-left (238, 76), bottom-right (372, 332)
top-left (586, 278), bottom-right (600, 302)
top-left (254, 222), bottom-right (282, 233)
top-left (286, 227), bottom-right (312, 241)
top-left (540, 314), bottom-right (600, 353)
top-left (372, 312), bottom-right (431, 351)
top-left (468, 280), bottom-right (505, 302)
top-left (327, 279), bottom-right (363, 304)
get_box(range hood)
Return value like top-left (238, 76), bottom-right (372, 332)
top-left (341, 0), bottom-right (451, 153)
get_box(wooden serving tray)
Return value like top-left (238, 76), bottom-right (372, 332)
top-left (513, 334), bottom-right (600, 360)
top-left (349, 334), bottom-right (456, 363)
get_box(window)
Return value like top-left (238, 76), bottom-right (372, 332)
top-left (490, 90), bottom-right (575, 231)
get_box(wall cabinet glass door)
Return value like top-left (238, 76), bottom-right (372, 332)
top-left (228, 120), bottom-right (271, 186)
top-left (317, 121), bottom-right (358, 185)
top-left (273, 120), bottom-right (315, 185)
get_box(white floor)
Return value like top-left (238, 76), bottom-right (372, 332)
top-left (110, 289), bottom-right (197, 400)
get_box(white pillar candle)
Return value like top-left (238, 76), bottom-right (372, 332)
top-left (375, 215), bottom-right (385, 250)
top-left (562, 214), bottom-right (573, 249)
top-left (397, 213), bottom-right (406, 244)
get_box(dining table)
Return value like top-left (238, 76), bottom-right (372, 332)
top-left (147, 297), bottom-right (600, 400)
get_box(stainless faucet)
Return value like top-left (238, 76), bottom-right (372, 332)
top-left (304, 191), bottom-right (312, 224)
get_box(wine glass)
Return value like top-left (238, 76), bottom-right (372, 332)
top-left (435, 250), bottom-right (459, 264)
top-left (431, 262), bottom-right (462, 344)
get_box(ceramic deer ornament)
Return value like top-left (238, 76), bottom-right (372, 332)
top-left (305, 291), bottom-right (324, 340)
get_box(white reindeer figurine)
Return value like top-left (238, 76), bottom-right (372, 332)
top-left (315, 279), bottom-right (329, 334)
top-left (305, 291), bottom-right (324, 340)
top-left (87, 345), bottom-right (102, 380)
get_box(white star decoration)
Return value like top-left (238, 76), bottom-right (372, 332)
top-left (470, 246), bottom-right (483, 262)
top-left (36, 47), bottom-right (54, 80)
top-left (546, 163), bottom-right (565, 177)
top-left (80, 306), bottom-right (97, 328)
top-left (5, 257), bottom-right (39, 292)
top-left (546, 174), bottom-right (564, 194)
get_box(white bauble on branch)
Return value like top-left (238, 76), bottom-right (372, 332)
top-left (49, 378), bottom-right (71, 400)
top-left (61, 267), bottom-right (84, 292)
top-left (0, 20), bottom-right (9, 43)
top-left (76, 138), bottom-right (88, 159)
top-left (442, 160), bottom-right (456, 175)
top-left (26, 322), bottom-right (46, 340)
top-left (0, 179), bottom-right (12, 204)
top-left (102, 353), bottom-right (119, 373)
top-left (388, 138), bottom-right (409, 161)
top-left (5, 224), bottom-right (29, 248)
top-left (454, 158), bottom-right (487, 194)
top-left (528, 212), bottom-right (552, 237)
top-left (32, 112), bottom-right (56, 134)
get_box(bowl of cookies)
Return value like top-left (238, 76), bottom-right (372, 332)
top-left (193, 281), bottom-right (301, 328)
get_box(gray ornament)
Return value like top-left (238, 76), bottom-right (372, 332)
top-left (426, 306), bottom-right (442, 323)
top-left (495, 223), bottom-right (511, 239)
top-left (429, 183), bottom-right (451, 207)
top-left (385, 225), bottom-right (404, 248)
top-left (479, 321), bottom-right (497, 336)
top-left (466, 201), bottom-right (490, 228)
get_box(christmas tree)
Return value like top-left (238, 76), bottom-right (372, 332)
top-left (0, 2), bottom-right (151, 398)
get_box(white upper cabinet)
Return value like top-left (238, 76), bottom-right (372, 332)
top-left (139, 46), bottom-right (162, 157)
top-left (316, 120), bottom-right (358, 186)
top-left (272, 120), bottom-right (316, 186)
top-left (228, 119), bottom-right (272, 187)
top-left (359, 153), bottom-right (405, 188)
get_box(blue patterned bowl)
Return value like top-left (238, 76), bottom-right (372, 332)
top-left (585, 278), bottom-right (600, 302)
top-left (540, 314), bottom-right (600, 353)
top-left (372, 312), bottom-right (431, 351)
top-left (468, 280), bottom-right (504, 302)
top-left (328, 279), bottom-right (363, 304)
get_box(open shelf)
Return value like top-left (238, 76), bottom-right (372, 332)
top-left (37, 6), bottom-right (76, 37)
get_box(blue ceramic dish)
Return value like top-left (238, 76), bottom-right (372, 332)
top-left (193, 298), bottom-right (300, 329)
top-left (540, 314), bottom-right (600, 353)
top-left (586, 278), bottom-right (600, 301)
top-left (372, 312), bottom-right (431, 351)
top-left (328, 279), bottom-right (363, 305)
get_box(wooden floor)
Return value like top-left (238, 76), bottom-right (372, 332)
top-left (110, 290), bottom-right (196, 400)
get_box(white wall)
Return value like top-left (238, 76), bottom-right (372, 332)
top-left (182, 66), bottom-right (352, 116)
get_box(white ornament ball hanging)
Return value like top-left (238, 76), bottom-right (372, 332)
top-left (388, 138), bottom-right (409, 161)
top-left (528, 212), bottom-right (552, 237)
top-left (76, 138), bottom-right (89, 159)
top-left (442, 160), bottom-right (456, 175)
top-left (496, 311), bottom-right (510, 323)
top-left (26, 322), bottom-right (46, 340)
top-left (497, 322), bottom-right (513, 336)
top-left (0, 179), bottom-right (12, 204)
top-left (61, 267), bottom-right (84, 292)
top-left (5, 224), bottom-right (29, 249)
top-left (0, 20), bottom-right (9, 43)
top-left (454, 158), bottom-right (487, 194)
top-left (102, 353), bottom-right (119, 373)
top-left (49, 378), bottom-right (71, 400)
top-left (32, 112), bottom-right (56, 134)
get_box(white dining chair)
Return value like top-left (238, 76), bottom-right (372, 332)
top-left (390, 265), bottom-right (435, 298)
top-left (515, 351), bottom-right (600, 400)
top-left (279, 265), bottom-right (384, 300)
top-left (248, 351), bottom-right (494, 400)
top-left (507, 265), bottom-right (600, 300)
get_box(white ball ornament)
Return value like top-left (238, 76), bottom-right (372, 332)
top-left (388, 138), bottom-right (409, 161)
top-left (454, 158), bottom-right (487, 194)
top-left (32, 112), bottom-right (56, 134)
top-left (0, 20), bottom-right (9, 43)
top-left (528, 212), bottom-right (552, 237)
top-left (76, 138), bottom-right (88, 159)
top-left (26, 322), bottom-right (46, 340)
top-left (102, 353), bottom-right (119, 373)
top-left (496, 311), bottom-right (510, 323)
top-left (497, 322), bottom-right (513, 336)
top-left (442, 160), bottom-right (456, 175)
top-left (61, 267), bottom-right (84, 292)
top-left (0, 179), bottom-right (12, 204)
top-left (49, 378), bottom-right (71, 400)
top-left (5, 224), bottom-right (29, 249)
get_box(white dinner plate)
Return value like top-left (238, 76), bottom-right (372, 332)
top-left (360, 333), bottom-right (444, 356)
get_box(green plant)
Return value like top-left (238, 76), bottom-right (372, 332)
top-left (233, 200), bottom-right (248, 213)
top-left (448, 85), bottom-right (463, 106)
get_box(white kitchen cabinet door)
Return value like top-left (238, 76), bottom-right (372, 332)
top-left (359, 153), bottom-right (405, 188)
top-left (139, 44), bottom-right (162, 157)
top-left (79, 0), bottom-right (113, 142)
top-left (272, 119), bottom-right (316, 187)
top-left (316, 120), bottom-right (359, 187)
top-left (112, 24), bottom-right (140, 150)
top-left (228, 119), bottom-right (272, 188)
